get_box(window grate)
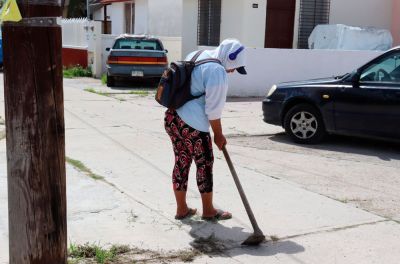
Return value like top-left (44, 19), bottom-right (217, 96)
top-left (197, 0), bottom-right (221, 46)
top-left (298, 0), bottom-right (330, 49)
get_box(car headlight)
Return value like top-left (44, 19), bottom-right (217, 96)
top-left (267, 85), bottom-right (277, 97)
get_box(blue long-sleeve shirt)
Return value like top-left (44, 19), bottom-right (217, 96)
top-left (176, 51), bottom-right (228, 132)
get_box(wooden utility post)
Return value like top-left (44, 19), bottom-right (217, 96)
top-left (3, 1), bottom-right (67, 263)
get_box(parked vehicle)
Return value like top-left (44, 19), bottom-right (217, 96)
top-left (105, 35), bottom-right (168, 87)
top-left (263, 46), bottom-right (400, 144)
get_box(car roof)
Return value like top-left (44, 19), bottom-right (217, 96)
top-left (116, 34), bottom-right (160, 41)
top-left (386, 46), bottom-right (400, 52)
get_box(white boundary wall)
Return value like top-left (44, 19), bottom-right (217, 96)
top-left (228, 48), bottom-right (384, 97)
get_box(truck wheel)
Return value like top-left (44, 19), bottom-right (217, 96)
top-left (284, 104), bottom-right (326, 144)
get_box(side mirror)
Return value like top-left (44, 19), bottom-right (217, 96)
top-left (351, 71), bottom-right (361, 87)
top-left (164, 49), bottom-right (168, 53)
top-left (106, 47), bottom-right (110, 52)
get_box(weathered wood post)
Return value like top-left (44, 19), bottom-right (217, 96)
top-left (3, 1), bottom-right (67, 263)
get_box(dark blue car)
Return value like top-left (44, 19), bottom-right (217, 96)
top-left (263, 47), bottom-right (400, 144)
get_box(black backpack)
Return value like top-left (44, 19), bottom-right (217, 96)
top-left (155, 50), bottom-right (221, 110)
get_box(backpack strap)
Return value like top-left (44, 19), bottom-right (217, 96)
top-left (195, 58), bottom-right (221, 66)
top-left (190, 50), bottom-right (204, 62)
top-left (188, 51), bottom-right (222, 100)
top-left (190, 50), bottom-right (222, 66)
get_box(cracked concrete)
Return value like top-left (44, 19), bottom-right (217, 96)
top-left (227, 136), bottom-right (400, 222)
top-left (1, 75), bottom-right (400, 263)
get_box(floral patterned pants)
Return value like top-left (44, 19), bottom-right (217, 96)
top-left (164, 109), bottom-right (214, 193)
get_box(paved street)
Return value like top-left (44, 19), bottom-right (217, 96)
top-left (1, 75), bottom-right (400, 263)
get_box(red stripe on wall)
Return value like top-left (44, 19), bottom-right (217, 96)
top-left (62, 48), bottom-right (88, 68)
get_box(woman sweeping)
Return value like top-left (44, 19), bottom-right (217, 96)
top-left (164, 39), bottom-right (247, 220)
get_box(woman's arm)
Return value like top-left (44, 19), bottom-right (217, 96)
top-left (209, 119), bottom-right (226, 150)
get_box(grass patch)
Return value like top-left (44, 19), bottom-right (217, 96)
top-left (101, 74), bottom-right (107, 85)
top-left (66, 157), bottom-right (104, 181)
top-left (1, 133), bottom-right (6, 141)
top-left (0, 117), bottom-right (5, 141)
top-left (84, 88), bottom-right (108, 96)
top-left (64, 66), bottom-right (92, 78)
top-left (68, 243), bottom-right (201, 263)
top-left (84, 88), bottom-right (126, 102)
top-left (129, 90), bottom-right (150, 96)
top-left (68, 243), bottom-right (128, 264)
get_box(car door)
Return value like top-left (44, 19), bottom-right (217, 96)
top-left (333, 51), bottom-right (400, 139)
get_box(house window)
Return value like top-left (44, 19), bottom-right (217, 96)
top-left (125, 3), bottom-right (135, 34)
top-left (298, 0), bottom-right (330, 49)
top-left (197, 0), bottom-right (221, 46)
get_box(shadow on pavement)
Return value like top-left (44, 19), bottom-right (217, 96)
top-left (226, 97), bottom-right (263, 103)
top-left (180, 218), bottom-right (305, 258)
top-left (111, 78), bottom-right (159, 90)
top-left (269, 133), bottom-right (400, 161)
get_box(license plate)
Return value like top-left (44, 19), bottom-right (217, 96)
top-left (132, 71), bottom-right (144, 77)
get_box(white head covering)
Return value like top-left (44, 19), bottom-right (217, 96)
top-left (208, 39), bottom-right (247, 73)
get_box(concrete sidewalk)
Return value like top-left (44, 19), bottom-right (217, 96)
top-left (0, 78), bottom-right (399, 263)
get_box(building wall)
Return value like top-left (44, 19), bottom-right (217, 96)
top-left (148, 0), bottom-right (182, 37)
top-left (93, 4), bottom-right (126, 35)
top-left (135, 0), bottom-right (149, 34)
top-left (182, 0), bottom-right (198, 58)
top-left (392, 0), bottom-right (400, 46)
top-left (220, 0), bottom-right (244, 44)
top-left (183, 0), bottom-right (266, 57)
top-left (109, 3), bottom-right (125, 35)
top-left (240, 0), bottom-right (266, 48)
top-left (329, 0), bottom-right (392, 30)
top-left (221, 0), bottom-right (266, 48)
top-left (93, 7), bottom-right (104, 21)
top-left (292, 0), bottom-right (301, 48)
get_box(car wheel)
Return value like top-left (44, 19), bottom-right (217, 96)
top-left (284, 104), bottom-right (326, 144)
top-left (106, 74), bottom-right (115, 87)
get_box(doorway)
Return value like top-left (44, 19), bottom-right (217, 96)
top-left (265, 0), bottom-right (296, 48)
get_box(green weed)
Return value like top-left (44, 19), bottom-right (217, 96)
top-left (101, 74), bottom-right (107, 85)
top-left (84, 88), bottom-right (107, 96)
top-left (66, 157), bottom-right (104, 181)
top-left (95, 246), bottom-right (117, 264)
top-left (63, 66), bottom-right (92, 78)
top-left (129, 90), bottom-right (150, 96)
top-left (68, 242), bottom-right (126, 263)
top-left (84, 88), bottom-right (128, 102)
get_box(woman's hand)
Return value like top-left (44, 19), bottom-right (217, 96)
top-left (210, 119), bottom-right (227, 150)
top-left (214, 133), bottom-right (227, 150)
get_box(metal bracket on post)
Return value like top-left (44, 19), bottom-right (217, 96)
top-left (5, 17), bottom-right (61, 27)
top-left (27, 0), bottom-right (62, 5)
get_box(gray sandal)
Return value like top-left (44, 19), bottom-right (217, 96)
top-left (175, 208), bottom-right (197, 220)
top-left (202, 209), bottom-right (232, 221)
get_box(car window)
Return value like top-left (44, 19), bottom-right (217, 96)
top-left (360, 53), bottom-right (400, 83)
top-left (112, 39), bottom-right (163, 51)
